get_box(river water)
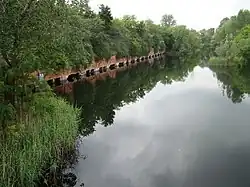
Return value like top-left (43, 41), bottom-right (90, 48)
top-left (67, 59), bottom-right (250, 187)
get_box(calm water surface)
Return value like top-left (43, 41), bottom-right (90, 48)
top-left (71, 62), bottom-right (250, 187)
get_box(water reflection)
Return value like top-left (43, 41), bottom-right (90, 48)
top-left (71, 64), bottom-right (250, 187)
top-left (210, 65), bottom-right (250, 103)
top-left (72, 57), bottom-right (196, 136)
top-left (66, 59), bottom-right (250, 187)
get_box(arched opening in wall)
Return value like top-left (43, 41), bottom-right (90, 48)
top-left (149, 55), bottom-right (152, 59)
top-left (126, 61), bottom-right (129, 66)
top-left (67, 74), bottom-right (74, 82)
top-left (118, 62), bottom-right (124, 67)
top-left (158, 53), bottom-right (160, 56)
top-left (47, 79), bottom-right (54, 87)
top-left (75, 73), bottom-right (81, 80)
top-left (103, 66), bottom-right (107, 72)
top-left (99, 67), bottom-right (103, 73)
top-left (136, 58), bottom-right (140, 62)
top-left (54, 77), bottom-right (61, 86)
top-left (131, 59), bottom-right (135, 64)
top-left (86, 70), bottom-right (90, 77)
top-left (145, 56), bottom-right (148, 60)
top-left (141, 57), bottom-right (145, 61)
top-left (109, 64), bottom-right (116, 70)
top-left (90, 69), bottom-right (95, 75)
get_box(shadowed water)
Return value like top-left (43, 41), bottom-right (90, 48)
top-left (68, 59), bottom-right (250, 187)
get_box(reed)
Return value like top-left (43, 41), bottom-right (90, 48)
top-left (0, 94), bottom-right (79, 187)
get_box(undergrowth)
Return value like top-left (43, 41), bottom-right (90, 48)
top-left (0, 94), bottom-right (79, 187)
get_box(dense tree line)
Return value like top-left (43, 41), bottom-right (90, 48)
top-left (0, 0), bottom-right (201, 128)
top-left (200, 9), bottom-right (250, 66)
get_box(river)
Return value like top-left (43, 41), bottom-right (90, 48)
top-left (64, 58), bottom-right (250, 187)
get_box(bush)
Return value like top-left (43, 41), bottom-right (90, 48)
top-left (209, 57), bottom-right (228, 65)
top-left (0, 94), bottom-right (79, 187)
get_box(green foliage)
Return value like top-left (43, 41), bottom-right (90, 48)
top-left (169, 26), bottom-right (201, 59)
top-left (0, 1), bottom-right (203, 185)
top-left (0, 0), bottom-right (201, 110)
top-left (210, 65), bottom-right (250, 103)
top-left (199, 28), bottom-right (215, 59)
top-left (204, 10), bottom-right (250, 102)
top-left (0, 95), bottom-right (79, 187)
top-left (161, 14), bottom-right (177, 27)
top-left (233, 25), bottom-right (250, 62)
top-left (98, 4), bottom-right (113, 30)
top-left (207, 9), bottom-right (250, 66)
top-left (0, 103), bottom-right (16, 132)
top-left (0, 0), bottom-right (94, 112)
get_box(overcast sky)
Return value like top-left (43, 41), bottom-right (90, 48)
top-left (89, 0), bottom-right (250, 30)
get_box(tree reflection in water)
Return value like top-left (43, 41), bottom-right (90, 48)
top-left (69, 57), bottom-right (197, 136)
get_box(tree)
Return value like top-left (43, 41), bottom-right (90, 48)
top-left (208, 9), bottom-right (250, 66)
top-left (0, 0), bottom-right (202, 120)
top-left (169, 26), bottom-right (201, 58)
top-left (71, 0), bottom-right (95, 18)
top-left (233, 25), bottom-right (250, 62)
top-left (98, 4), bottom-right (113, 30)
top-left (200, 28), bottom-right (216, 59)
top-left (161, 14), bottom-right (176, 27)
top-left (145, 19), bottom-right (154, 25)
top-left (218, 17), bottom-right (229, 28)
top-left (0, 0), bottom-right (94, 115)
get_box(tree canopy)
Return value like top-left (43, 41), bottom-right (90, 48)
top-left (161, 14), bottom-right (177, 27)
top-left (204, 9), bottom-right (250, 66)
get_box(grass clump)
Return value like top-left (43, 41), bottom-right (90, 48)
top-left (0, 93), bottom-right (79, 187)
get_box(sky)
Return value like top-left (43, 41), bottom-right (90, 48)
top-left (89, 0), bottom-right (250, 30)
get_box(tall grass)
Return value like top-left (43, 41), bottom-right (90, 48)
top-left (0, 94), bottom-right (79, 187)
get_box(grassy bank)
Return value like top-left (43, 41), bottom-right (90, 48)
top-left (0, 94), bottom-right (79, 187)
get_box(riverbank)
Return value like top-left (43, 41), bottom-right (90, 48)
top-left (0, 93), bottom-right (79, 187)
